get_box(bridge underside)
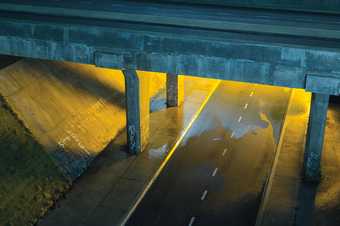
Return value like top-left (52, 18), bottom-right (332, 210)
top-left (1, 1), bottom-right (340, 181)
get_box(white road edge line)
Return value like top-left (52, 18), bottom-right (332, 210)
top-left (120, 81), bottom-right (221, 226)
top-left (244, 103), bottom-right (248, 110)
top-left (201, 190), bottom-right (208, 201)
top-left (238, 116), bottom-right (242, 123)
top-left (212, 168), bottom-right (218, 177)
top-left (188, 217), bottom-right (196, 226)
top-left (222, 148), bottom-right (227, 156)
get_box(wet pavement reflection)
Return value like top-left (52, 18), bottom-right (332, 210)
top-left (127, 81), bottom-right (291, 226)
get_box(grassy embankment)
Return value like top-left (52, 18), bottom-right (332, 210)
top-left (0, 97), bottom-right (69, 226)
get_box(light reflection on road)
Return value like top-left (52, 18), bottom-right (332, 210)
top-left (127, 80), bottom-right (291, 226)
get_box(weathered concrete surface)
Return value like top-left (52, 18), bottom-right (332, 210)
top-left (257, 89), bottom-right (311, 226)
top-left (37, 76), bottom-right (219, 226)
top-left (166, 73), bottom-right (179, 107)
top-left (304, 93), bottom-right (330, 182)
top-left (123, 70), bottom-right (150, 153)
top-left (0, 2), bottom-right (340, 179)
top-left (2, 3), bottom-right (340, 94)
top-left (0, 59), bottom-right (165, 180)
top-left (163, 0), bottom-right (340, 13)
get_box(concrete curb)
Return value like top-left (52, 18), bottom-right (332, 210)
top-left (255, 89), bottom-right (295, 226)
top-left (120, 81), bottom-right (221, 226)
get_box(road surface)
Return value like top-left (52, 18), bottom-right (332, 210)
top-left (126, 81), bottom-right (291, 226)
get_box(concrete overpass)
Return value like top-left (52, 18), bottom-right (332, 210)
top-left (1, 1), bottom-right (340, 182)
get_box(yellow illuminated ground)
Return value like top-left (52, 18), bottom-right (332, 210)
top-left (0, 59), bottom-right (218, 226)
top-left (2, 59), bottom-right (339, 226)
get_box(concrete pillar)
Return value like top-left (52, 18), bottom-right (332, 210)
top-left (166, 73), bottom-right (179, 107)
top-left (304, 93), bottom-right (329, 182)
top-left (123, 70), bottom-right (150, 154)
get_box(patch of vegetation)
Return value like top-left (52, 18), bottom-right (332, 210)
top-left (0, 98), bottom-right (69, 226)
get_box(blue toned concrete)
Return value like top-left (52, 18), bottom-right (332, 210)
top-left (0, 1), bottom-right (338, 179)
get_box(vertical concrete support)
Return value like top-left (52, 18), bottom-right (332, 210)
top-left (123, 70), bottom-right (150, 154)
top-left (166, 73), bottom-right (179, 107)
top-left (304, 93), bottom-right (329, 182)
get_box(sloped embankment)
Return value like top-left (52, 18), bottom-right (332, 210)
top-left (0, 59), bottom-right (165, 226)
top-left (0, 96), bottom-right (69, 226)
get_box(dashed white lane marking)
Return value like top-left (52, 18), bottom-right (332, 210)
top-left (222, 148), bottom-right (228, 156)
top-left (250, 91), bottom-right (254, 97)
top-left (188, 217), bottom-right (196, 226)
top-left (212, 168), bottom-right (218, 177)
top-left (201, 190), bottom-right (208, 200)
top-left (213, 137), bottom-right (221, 141)
top-left (244, 103), bottom-right (248, 110)
top-left (238, 116), bottom-right (242, 123)
top-left (230, 131), bottom-right (235, 138)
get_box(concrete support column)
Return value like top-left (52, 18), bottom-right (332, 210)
top-left (166, 73), bottom-right (179, 107)
top-left (123, 70), bottom-right (150, 154)
top-left (304, 93), bottom-right (329, 182)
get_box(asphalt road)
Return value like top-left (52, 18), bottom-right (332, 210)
top-left (126, 81), bottom-right (291, 226)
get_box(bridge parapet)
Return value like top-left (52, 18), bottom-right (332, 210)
top-left (1, 8), bottom-right (340, 90)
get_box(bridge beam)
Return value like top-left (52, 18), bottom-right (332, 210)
top-left (304, 93), bottom-right (329, 182)
top-left (123, 70), bottom-right (150, 154)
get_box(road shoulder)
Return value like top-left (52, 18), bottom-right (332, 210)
top-left (38, 78), bottom-right (220, 226)
top-left (256, 89), bottom-right (311, 226)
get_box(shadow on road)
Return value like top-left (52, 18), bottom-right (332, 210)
top-left (295, 181), bottom-right (318, 226)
